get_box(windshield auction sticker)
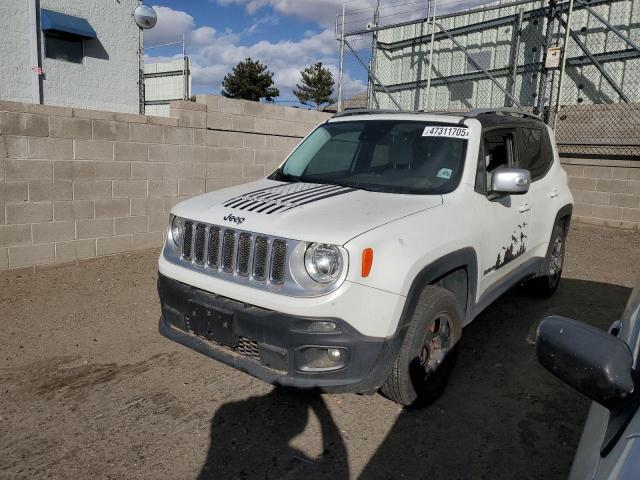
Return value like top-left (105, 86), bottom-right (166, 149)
top-left (423, 126), bottom-right (470, 139)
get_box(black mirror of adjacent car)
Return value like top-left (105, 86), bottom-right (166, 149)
top-left (488, 168), bottom-right (531, 199)
top-left (536, 315), bottom-right (635, 410)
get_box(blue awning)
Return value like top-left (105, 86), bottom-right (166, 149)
top-left (41, 9), bottom-right (97, 39)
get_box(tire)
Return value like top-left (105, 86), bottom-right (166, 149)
top-left (381, 285), bottom-right (463, 407)
top-left (526, 222), bottom-right (566, 298)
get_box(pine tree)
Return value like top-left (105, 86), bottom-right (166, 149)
top-left (221, 58), bottom-right (280, 102)
top-left (293, 62), bottom-right (335, 110)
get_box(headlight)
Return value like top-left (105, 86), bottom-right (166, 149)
top-left (304, 243), bottom-right (343, 284)
top-left (170, 215), bottom-right (186, 247)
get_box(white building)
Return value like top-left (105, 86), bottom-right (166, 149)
top-left (0, 0), bottom-right (141, 113)
top-left (144, 58), bottom-right (191, 117)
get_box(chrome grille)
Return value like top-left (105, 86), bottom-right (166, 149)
top-left (222, 230), bottom-right (236, 273)
top-left (179, 221), bottom-right (289, 288)
top-left (270, 240), bottom-right (287, 285)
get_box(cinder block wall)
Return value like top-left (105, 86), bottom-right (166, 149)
top-left (561, 158), bottom-right (640, 229)
top-left (0, 96), bottom-right (330, 273)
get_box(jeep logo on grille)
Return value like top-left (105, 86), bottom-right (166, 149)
top-left (224, 214), bottom-right (245, 225)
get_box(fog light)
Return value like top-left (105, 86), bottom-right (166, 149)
top-left (327, 348), bottom-right (342, 362)
top-left (297, 347), bottom-right (348, 372)
top-left (307, 321), bottom-right (339, 333)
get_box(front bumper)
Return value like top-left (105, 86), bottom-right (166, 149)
top-left (158, 274), bottom-right (404, 393)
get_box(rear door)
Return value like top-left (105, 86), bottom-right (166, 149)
top-left (474, 128), bottom-right (532, 297)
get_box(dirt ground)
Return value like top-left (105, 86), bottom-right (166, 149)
top-left (1, 223), bottom-right (639, 480)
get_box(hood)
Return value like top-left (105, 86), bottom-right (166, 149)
top-left (172, 179), bottom-right (443, 245)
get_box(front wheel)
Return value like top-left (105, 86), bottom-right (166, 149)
top-left (526, 222), bottom-right (566, 298)
top-left (381, 286), bottom-right (462, 407)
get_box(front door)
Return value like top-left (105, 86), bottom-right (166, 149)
top-left (474, 128), bottom-right (532, 297)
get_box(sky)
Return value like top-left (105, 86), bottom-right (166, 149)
top-left (143, 0), bottom-right (484, 106)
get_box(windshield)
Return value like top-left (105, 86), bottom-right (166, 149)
top-left (276, 120), bottom-right (469, 194)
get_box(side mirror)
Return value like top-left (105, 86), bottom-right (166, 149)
top-left (536, 316), bottom-right (635, 409)
top-left (489, 168), bottom-right (530, 197)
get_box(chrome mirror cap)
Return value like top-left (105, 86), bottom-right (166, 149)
top-left (490, 168), bottom-right (531, 196)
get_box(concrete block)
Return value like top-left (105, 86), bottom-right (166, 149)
top-left (148, 213), bottom-right (169, 232)
top-left (164, 163), bottom-right (194, 180)
top-left (266, 136), bottom-right (300, 151)
top-left (219, 97), bottom-right (244, 114)
top-left (130, 123), bottom-right (164, 143)
top-left (244, 134), bottom-right (266, 149)
top-left (592, 205), bottom-right (623, 220)
top-left (131, 198), bottom-right (164, 216)
top-left (629, 181), bottom-right (640, 195)
top-left (199, 95), bottom-right (219, 112)
top-left (54, 161), bottom-right (96, 180)
top-left (9, 243), bottom-right (55, 268)
top-left (610, 194), bottom-right (640, 209)
top-left (131, 162), bottom-right (163, 179)
top-left (114, 142), bottom-right (148, 161)
top-left (0, 112), bottom-right (48, 137)
top-left (243, 164), bottom-right (265, 179)
top-left (28, 104), bottom-right (74, 117)
top-left (0, 224), bottom-right (32, 247)
top-left (0, 247), bottom-right (7, 269)
top-left (112, 180), bottom-right (147, 198)
top-left (569, 177), bottom-right (596, 191)
top-left (254, 150), bottom-right (280, 165)
top-left (147, 116), bottom-right (179, 127)
top-left (114, 112), bottom-right (147, 124)
top-left (206, 147), bottom-right (233, 163)
top-left (6, 202), bottom-right (53, 224)
top-left (232, 115), bottom-right (255, 132)
top-left (179, 145), bottom-right (206, 163)
top-left (92, 120), bottom-right (129, 141)
top-left (96, 235), bottom-right (132, 256)
top-left (0, 182), bottom-right (28, 203)
top-left (74, 140), bottom-right (114, 161)
top-left (29, 181), bottom-right (73, 202)
top-left (95, 199), bottom-right (130, 219)
top-left (49, 116), bottom-right (92, 139)
top-left (33, 221), bottom-right (75, 243)
top-left (95, 162), bottom-right (131, 180)
top-left (207, 163), bottom-right (242, 179)
top-left (584, 166), bottom-right (613, 179)
top-left (76, 218), bottom-right (113, 239)
top-left (3, 136), bottom-right (28, 158)
top-left (242, 101), bottom-right (267, 118)
top-left (148, 180), bottom-right (178, 197)
top-left (133, 232), bottom-right (164, 250)
top-left (148, 143), bottom-right (179, 162)
top-left (28, 137), bottom-right (73, 160)
top-left (54, 200), bottom-right (95, 221)
top-left (193, 163), bottom-right (206, 178)
top-left (193, 129), bottom-right (206, 146)
top-left (207, 130), bottom-right (243, 148)
top-left (163, 197), bottom-right (182, 212)
top-left (596, 179), bottom-right (628, 194)
top-left (178, 179), bottom-right (205, 196)
top-left (230, 148), bottom-right (254, 165)
top-left (580, 191), bottom-right (611, 205)
top-left (175, 109), bottom-right (206, 129)
top-left (72, 108), bottom-right (115, 121)
top-left (207, 113), bottom-right (233, 130)
top-left (74, 180), bottom-right (112, 200)
top-left (114, 216), bottom-right (148, 235)
top-left (170, 100), bottom-right (206, 112)
top-left (206, 178), bottom-right (234, 192)
top-left (164, 126), bottom-right (193, 145)
top-left (573, 203), bottom-right (593, 216)
top-left (622, 208), bottom-right (640, 223)
top-left (55, 239), bottom-right (96, 261)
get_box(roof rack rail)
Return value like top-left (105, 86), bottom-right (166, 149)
top-left (332, 109), bottom-right (414, 118)
top-left (466, 108), bottom-right (542, 121)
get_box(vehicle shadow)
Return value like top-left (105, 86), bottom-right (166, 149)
top-left (197, 278), bottom-right (631, 480)
top-left (197, 387), bottom-right (349, 480)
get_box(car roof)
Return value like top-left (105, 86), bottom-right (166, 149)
top-left (329, 108), bottom-right (546, 130)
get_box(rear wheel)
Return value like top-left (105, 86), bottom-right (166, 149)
top-left (381, 286), bottom-right (462, 407)
top-left (526, 222), bottom-right (566, 298)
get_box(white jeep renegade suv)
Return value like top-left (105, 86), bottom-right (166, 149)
top-left (157, 108), bottom-right (573, 406)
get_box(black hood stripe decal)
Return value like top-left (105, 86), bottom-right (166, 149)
top-left (223, 182), bottom-right (356, 214)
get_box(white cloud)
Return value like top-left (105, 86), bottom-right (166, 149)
top-left (143, 6), bottom-right (195, 46)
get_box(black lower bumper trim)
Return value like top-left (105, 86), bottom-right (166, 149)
top-left (157, 274), bottom-right (404, 394)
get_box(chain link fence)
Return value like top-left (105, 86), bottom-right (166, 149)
top-left (337, 0), bottom-right (640, 158)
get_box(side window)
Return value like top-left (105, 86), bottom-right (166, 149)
top-left (518, 128), bottom-right (553, 181)
top-left (476, 130), bottom-right (515, 193)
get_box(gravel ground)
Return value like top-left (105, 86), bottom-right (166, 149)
top-left (1, 223), bottom-right (639, 480)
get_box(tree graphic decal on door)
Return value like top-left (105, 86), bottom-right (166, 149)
top-left (484, 222), bottom-right (528, 275)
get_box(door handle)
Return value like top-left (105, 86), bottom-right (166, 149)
top-left (549, 189), bottom-right (560, 198)
top-left (518, 203), bottom-right (531, 213)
